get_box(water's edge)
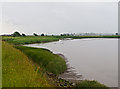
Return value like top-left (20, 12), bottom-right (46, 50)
top-left (57, 53), bottom-right (84, 83)
top-left (24, 38), bottom-right (118, 87)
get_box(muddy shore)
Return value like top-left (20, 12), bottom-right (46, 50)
top-left (57, 53), bottom-right (84, 83)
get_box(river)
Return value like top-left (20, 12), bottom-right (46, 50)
top-left (24, 38), bottom-right (118, 87)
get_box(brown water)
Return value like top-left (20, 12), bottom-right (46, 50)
top-left (25, 38), bottom-right (118, 87)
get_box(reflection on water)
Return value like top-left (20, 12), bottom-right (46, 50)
top-left (25, 38), bottom-right (118, 87)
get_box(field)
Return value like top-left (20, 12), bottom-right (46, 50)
top-left (2, 36), bottom-right (60, 45)
top-left (2, 35), bottom-right (120, 45)
top-left (55, 35), bottom-right (120, 39)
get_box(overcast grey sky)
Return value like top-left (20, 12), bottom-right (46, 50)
top-left (1, 2), bottom-right (118, 35)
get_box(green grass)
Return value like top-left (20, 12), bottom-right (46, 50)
top-left (76, 80), bottom-right (109, 89)
top-left (2, 36), bottom-right (59, 45)
top-left (2, 41), bottom-right (53, 87)
top-left (15, 46), bottom-right (67, 75)
top-left (2, 35), bottom-right (120, 45)
top-left (55, 35), bottom-right (120, 39)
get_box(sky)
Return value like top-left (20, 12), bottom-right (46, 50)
top-left (1, 1), bottom-right (118, 35)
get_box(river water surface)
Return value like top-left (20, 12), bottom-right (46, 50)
top-left (25, 38), bottom-right (118, 87)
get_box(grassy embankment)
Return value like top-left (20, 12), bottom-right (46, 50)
top-left (2, 36), bottom-right (109, 88)
top-left (2, 41), bottom-right (53, 87)
top-left (15, 46), bottom-right (67, 75)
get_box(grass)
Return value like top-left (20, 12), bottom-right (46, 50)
top-left (55, 35), bottom-right (120, 39)
top-left (76, 80), bottom-right (109, 89)
top-left (2, 41), bottom-right (53, 87)
top-left (15, 46), bottom-right (67, 75)
top-left (2, 35), bottom-right (120, 45)
top-left (2, 36), bottom-right (59, 45)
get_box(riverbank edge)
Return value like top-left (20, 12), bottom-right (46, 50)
top-left (44, 48), bottom-right (109, 88)
top-left (21, 44), bottom-right (108, 88)
top-left (2, 37), bottom-right (109, 88)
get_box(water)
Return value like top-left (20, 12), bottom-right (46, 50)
top-left (25, 38), bottom-right (118, 87)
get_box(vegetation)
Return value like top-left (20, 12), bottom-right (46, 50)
top-left (41, 33), bottom-right (45, 36)
top-left (2, 36), bottom-right (59, 45)
top-left (2, 35), bottom-right (120, 45)
top-left (22, 33), bottom-right (26, 36)
top-left (2, 34), bottom-right (111, 87)
top-left (76, 80), bottom-right (108, 89)
top-left (12, 31), bottom-right (21, 37)
top-left (33, 33), bottom-right (38, 36)
top-left (15, 46), bottom-right (67, 75)
top-left (55, 35), bottom-right (120, 39)
top-left (2, 41), bottom-right (54, 87)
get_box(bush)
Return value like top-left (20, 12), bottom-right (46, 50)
top-left (22, 33), bottom-right (26, 36)
top-left (41, 33), bottom-right (44, 36)
top-left (33, 33), bottom-right (38, 36)
top-left (12, 32), bottom-right (21, 37)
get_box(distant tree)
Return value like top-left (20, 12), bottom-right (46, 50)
top-left (60, 34), bottom-right (63, 36)
top-left (12, 31), bottom-right (21, 37)
top-left (115, 33), bottom-right (118, 35)
top-left (60, 34), bottom-right (66, 36)
top-left (33, 33), bottom-right (38, 36)
top-left (41, 33), bottom-right (44, 36)
top-left (22, 33), bottom-right (26, 36)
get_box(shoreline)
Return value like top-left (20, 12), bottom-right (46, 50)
top-left (22, 38), bottom-right (110, 87)
top-left (2, 37), bottom-right (109, 87)
top-left (57, 53), bottom-right (84, 83)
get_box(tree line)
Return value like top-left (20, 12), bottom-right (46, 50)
top-left (12, 31), bottom-right (45, 37)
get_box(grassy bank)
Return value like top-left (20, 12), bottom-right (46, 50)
top-left (2, 37), bottom-right (109, 88)
top-left (2, 41), bottom-right (53, 87)
top-left (15, 46), bottom-right (67, 75)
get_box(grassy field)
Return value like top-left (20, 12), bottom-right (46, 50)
top-left (2, 35), bottom-right (120, 45)
top-left (2, 36), bottom-right (59, 45)
top-left (2, 41), bottom-right (54, 87)
top-left (15, 46), bottom-right (67, 75)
